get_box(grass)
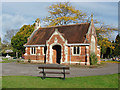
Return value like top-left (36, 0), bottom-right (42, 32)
top-left (69, 62), bottom-right (105, 68)
top-left (2, 58), bottom-right (8, 61)
top-left (1, 58), bottom-right (17, 63)
top-left (101, 60), bottom-right (120, 63)
top-left (2, 74), bottom-right (119, 88)
top-left (1, 58), bottom-right (43, 64)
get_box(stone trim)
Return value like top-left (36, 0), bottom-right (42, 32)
top-left (86, 21), bottom-right (92, 36)
top-left (38, 46), bottom-right (40, 49)
top-left (42, 47), bottom-right (45, 55)
top-left (97, 54), bottom-right (100, 56)
top-left (24, 53), bottom-right (27, 55)
top-left (47, 28), bottom-right (66, 43)
top-left (25, 47), bottom-right (28, 50)
top-left (86, 46), bottom-right (89, 49)
top-left (86, 54), bottom-right (89, 56)
top-left (64, 42), bottom-right (68, 63)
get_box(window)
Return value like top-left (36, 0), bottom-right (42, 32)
top-left (91, 35), bottom-right (95, 52)
top-left (77, 47), bottom-right (80, 54)
top-left (74, 47), bottom-right (76, 54)
top-left (73, 46), bottom-right (80, 55)
top-left (31, 47), bottom-right (36, 55)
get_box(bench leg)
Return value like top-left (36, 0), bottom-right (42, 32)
top-left (63, 68), bottom-right (65, 80)
top-left (42, 68), bottom-right (46, 79)
top-left (43, 73), bottom-right (46, 79)
top-left (64, 73), bottom-right (65, 80)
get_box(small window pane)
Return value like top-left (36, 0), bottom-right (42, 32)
top-left (77, 47), bottom-right (80, 54)
top-left (34, 47), bottom-right (36, 54)
top-left (74, 47), bottom-right (76, 54)
top-left (31, 47), bottom-right (33, 54)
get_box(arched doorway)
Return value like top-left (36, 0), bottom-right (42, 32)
top-left (52, 45), bottom-right (61, 64)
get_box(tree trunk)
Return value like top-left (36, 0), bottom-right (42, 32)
top-left (16, 52), bottom-right (18, 58)
top-left (101, 54), bottom-right (103, 59)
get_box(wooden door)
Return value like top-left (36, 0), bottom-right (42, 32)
top-left (52, 49), bottom-right (56, 64)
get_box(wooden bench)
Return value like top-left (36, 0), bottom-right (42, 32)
top-left (38, 65), bottom-right (70, 80)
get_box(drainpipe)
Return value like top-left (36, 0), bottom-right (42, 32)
top-left (70, 46), bottom-right (71, 65)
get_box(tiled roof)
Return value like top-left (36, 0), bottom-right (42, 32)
top-left (26, 23), bottom-right (90, 45)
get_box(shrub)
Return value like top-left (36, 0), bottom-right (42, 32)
top-left (17, 59), bottom-right (21, 63)
top-left (28, 59), bottom-right (31, 63)
top-left (90, 52), bottom-right (98, 65)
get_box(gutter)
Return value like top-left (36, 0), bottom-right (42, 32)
top-left (24, 45), bottom-right (45, 47)
top-left (67, 43), bottom-right (90, 46)
top-left (70, 46), bottom-right (71, 65)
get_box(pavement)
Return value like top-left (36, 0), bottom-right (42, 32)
top-left (1, 62), bottom-right (119, 77)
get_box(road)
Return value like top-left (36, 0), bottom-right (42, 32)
top-left (2, 62), bottom-right (119, 77)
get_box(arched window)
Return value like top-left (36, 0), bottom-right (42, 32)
top-left (91, 35), bottom-right (95, 52)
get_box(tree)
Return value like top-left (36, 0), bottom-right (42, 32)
top-left (96, 23), bottom-right (117, 40)
top-left (43, 2), bottom-right (87, 26)
top-left (43, 2), bottom-right (116, 36)
top-left (98, 36), bottom-right (115, 58)
top-left (114, 34), bottom-right (120, 56)
top-left (96, 23), bottom-right (118, 58)
top-left (11, 24), bottom-right (35, 57)
top-left (43, 2), bottom-right (116, 38)
top-left (3, 29), bottom-right (19, 45)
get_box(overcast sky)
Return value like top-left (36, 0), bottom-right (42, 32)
top-left (0, 1), bottom-right (119, 41)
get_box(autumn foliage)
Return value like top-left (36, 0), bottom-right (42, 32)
top-left (43, 2), bottom-right (87, 26)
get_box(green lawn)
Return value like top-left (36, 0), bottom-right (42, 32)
top-left (2, 58), bottom-right (8, 61)
top-left (69, 62), bottom-right (105, 68)
top-left (2, 74), bottom-right (119, 88)
top-left (0, 58), bottom-right (17, 63)
top-left (101, 60), bottom-right (120, 63)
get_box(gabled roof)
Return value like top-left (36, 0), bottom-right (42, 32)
top-left (26, 23), bottom-right (90, 45)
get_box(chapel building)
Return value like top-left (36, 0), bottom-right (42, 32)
top-left (24, 16), bottom-right (101, 65)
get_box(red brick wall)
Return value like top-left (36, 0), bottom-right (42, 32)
top-left (24, 46), bottom-right (45, 61)
top-left (67, 46), bottom-right (86, 63)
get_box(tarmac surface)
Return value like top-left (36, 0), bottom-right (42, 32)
top-left (2, 62), bottom-right (119, 77)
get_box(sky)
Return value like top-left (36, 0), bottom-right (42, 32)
top-left (0, 1), bottom-right (119, 41)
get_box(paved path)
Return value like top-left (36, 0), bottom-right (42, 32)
top-left (2, 63), bottom-right (119, 77)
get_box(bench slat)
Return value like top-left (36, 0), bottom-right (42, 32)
top-left (38, 67), bottom-right (69, 69)
top-left (39, 71), bottom-right (70, 74)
